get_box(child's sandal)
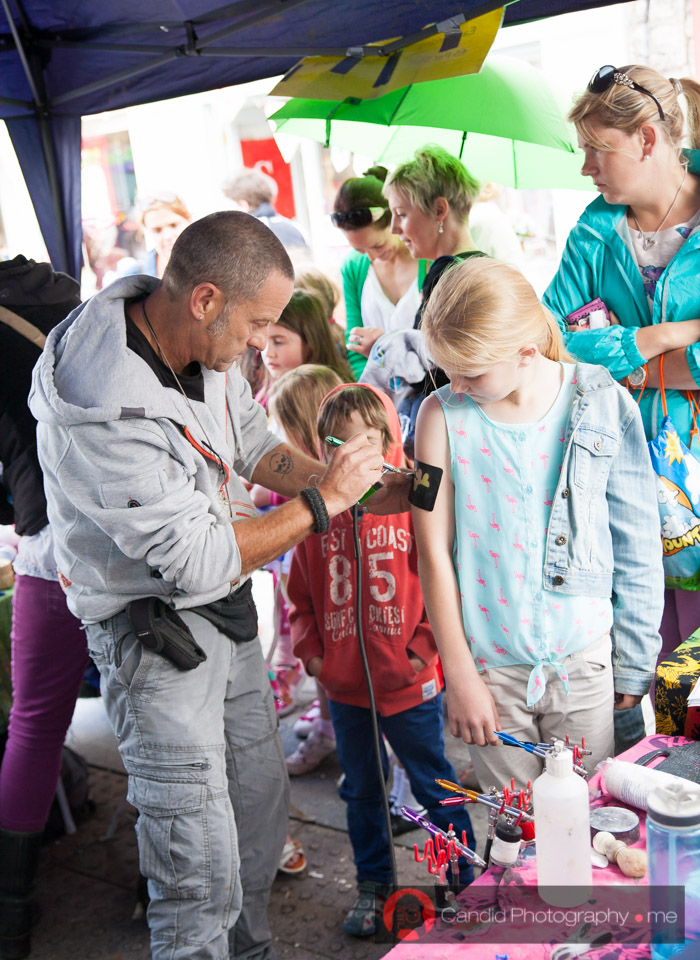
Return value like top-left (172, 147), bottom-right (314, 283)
top-left (278, 838), bottom-right (306, 875)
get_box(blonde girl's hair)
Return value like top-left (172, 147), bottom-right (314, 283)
top-left (277, 290), bottom-right (354, 382)
top-left (421, 258), bottom-right (572, 370)
top-left (295, 267), bottom-right (340, 318)
top-left (570, 64), bottom-right (700, 154)
top-left (268, 364), bottom-right (343, 457)
top-left (384, 144), bottom-right (481, 223)
top-left (294, 267), bottom-right (346, 353)
top-left (317, 386), bottom-right (393, 458)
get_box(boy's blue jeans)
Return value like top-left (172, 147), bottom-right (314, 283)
top-left (328, 694), bottom-right (476, 886)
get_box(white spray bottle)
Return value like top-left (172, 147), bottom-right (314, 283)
top-left (533, 739), bottom-right (592, 906)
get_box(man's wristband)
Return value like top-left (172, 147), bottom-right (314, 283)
top-left (300, 486), bottom-right (330, 534)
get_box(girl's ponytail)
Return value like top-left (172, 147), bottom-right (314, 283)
top-left (541, 305), bottom-right (571, 362)
top-left (679, 77), bottom-right (700, 151)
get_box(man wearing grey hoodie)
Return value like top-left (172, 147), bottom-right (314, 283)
top-left (29, 212), bottom-right (385, 960)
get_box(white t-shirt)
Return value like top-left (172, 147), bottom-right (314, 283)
top-left (360, 265), bottom-right (421, 333)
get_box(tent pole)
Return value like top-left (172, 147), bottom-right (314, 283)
top-left (195, 0), bottom-right (314, 50)
top-left (50, 0), bottom-right (315, 106)
top-left (0, 95), bottom-right (32, 108)
top-left (0, 0), bottom-right (40, 104)
top-left (1, 0), bottom-right (70, 272)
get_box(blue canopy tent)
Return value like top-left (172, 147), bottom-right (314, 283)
top-left (0, 0), bottom-right (630, 279)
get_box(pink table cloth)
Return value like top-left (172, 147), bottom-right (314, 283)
top-left (381, 734), bottom-right (693, 959)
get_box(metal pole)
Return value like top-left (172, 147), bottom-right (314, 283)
top-left (0, 0), bottom-right (70, 272)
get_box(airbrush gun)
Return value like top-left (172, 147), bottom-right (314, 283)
top-left (398, 805), bottom-right (487, 870)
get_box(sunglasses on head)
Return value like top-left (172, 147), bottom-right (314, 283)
top-left (588, 65), bottom-right (665, 121)
top-left (330, 206), bottom-right (387, 230)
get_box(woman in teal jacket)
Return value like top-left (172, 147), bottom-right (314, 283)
top-left (544, 63), bottom-right (700, 677)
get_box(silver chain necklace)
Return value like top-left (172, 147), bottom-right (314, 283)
top-left (141, 301), bottom-right (233, 517)
top-left (629, 165), bottom-right (687, 251)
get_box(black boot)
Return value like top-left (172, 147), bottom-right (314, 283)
top-left (0, 829), bottom-right (43, 960)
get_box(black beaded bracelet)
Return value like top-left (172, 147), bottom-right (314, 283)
top-left (300, 486), bottom-right (330, 534)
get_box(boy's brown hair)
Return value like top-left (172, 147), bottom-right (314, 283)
top-left (317, 386), bottom-right (393, 457)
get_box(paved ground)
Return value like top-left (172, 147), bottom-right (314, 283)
top-left (31, 696), bottom-right (485, 960)
top-left (28, 572), bottom-right (488, 960)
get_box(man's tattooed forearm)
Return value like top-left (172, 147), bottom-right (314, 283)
top-left (270, 451), bottom-right (294, 475)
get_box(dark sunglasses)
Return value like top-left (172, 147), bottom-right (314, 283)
top-left (588, 65), bottom-right (665, 121)
top-left (330, 206), bottom-right (387, 230)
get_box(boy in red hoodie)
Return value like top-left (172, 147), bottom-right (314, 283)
top-left (287, 383), bottom-right (475, 937)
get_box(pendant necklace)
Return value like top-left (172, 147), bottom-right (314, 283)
top-left (629, 165), bottom-right (687, 251)
top-left (140, 301), bottom-right (233, 518)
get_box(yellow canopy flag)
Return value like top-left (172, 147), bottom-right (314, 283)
top-left (270, 8), bottom-right (504, 101)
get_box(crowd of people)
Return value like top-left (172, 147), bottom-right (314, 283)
top-left (0, 60), bottom-right (699, 960)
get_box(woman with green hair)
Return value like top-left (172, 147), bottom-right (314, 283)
top-left (370, 145), bottom-right (485, 454)
top-left (385, 144), bottom-right (484, 321)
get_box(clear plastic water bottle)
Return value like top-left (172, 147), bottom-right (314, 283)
top-left (647, 782), bottom-right (700, 959)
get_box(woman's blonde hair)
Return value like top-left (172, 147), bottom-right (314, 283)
top-left (421, 258), bottom-right (571, 370)
top-left (384, 145), bottom-right (480, 223)
top-left (570, 64), bottom-right (700, 154)
top-left (277, 290), bottom-right (354, 382)
top-left (269, 364), bottom-right (343, 457)
top-left (137, 192), bottom-right (191, 228)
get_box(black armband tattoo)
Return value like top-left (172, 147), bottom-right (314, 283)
top-left (408, 459), bottom-right (443, 512)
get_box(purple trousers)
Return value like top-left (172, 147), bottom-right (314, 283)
top-left (0, 574), bottom-right (88, 831)
top-left (659, 587), bottom-right (700, 658)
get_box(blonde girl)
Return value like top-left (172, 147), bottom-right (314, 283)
top-left (268, 365), bottom-right (343, 776)
top-left (412, 257), bottom-right (663, 790)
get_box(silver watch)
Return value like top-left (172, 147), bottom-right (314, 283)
top-left (628, 365), bottom-right (646, 387)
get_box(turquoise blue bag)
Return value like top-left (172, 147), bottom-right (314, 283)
top-left (645, 359), bottom-right (700, 591)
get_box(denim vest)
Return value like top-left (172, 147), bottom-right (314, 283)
top-left (542, 363), bottom-right (663, 693)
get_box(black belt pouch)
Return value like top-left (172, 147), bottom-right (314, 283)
top-left (193, 578), bottom-right (259, 644)
top-left (127, 597), bottom-right (207, 671)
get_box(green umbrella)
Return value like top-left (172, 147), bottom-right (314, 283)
top-left (270, 56), bottom-right (590, 190)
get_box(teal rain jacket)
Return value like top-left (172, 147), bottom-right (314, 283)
top-left (543, 150), bottom-right (700, 453)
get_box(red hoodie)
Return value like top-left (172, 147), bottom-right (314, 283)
top-left (288, 384), bottom-right (440, 716)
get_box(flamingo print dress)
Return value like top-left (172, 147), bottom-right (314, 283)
top-left (437, 363), bottom-right (613, 706)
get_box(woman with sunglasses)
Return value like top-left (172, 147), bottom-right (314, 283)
top-left (333, 167), bottom-right (425, 378)
top-left (544, 64), bottom-right (700, 702)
